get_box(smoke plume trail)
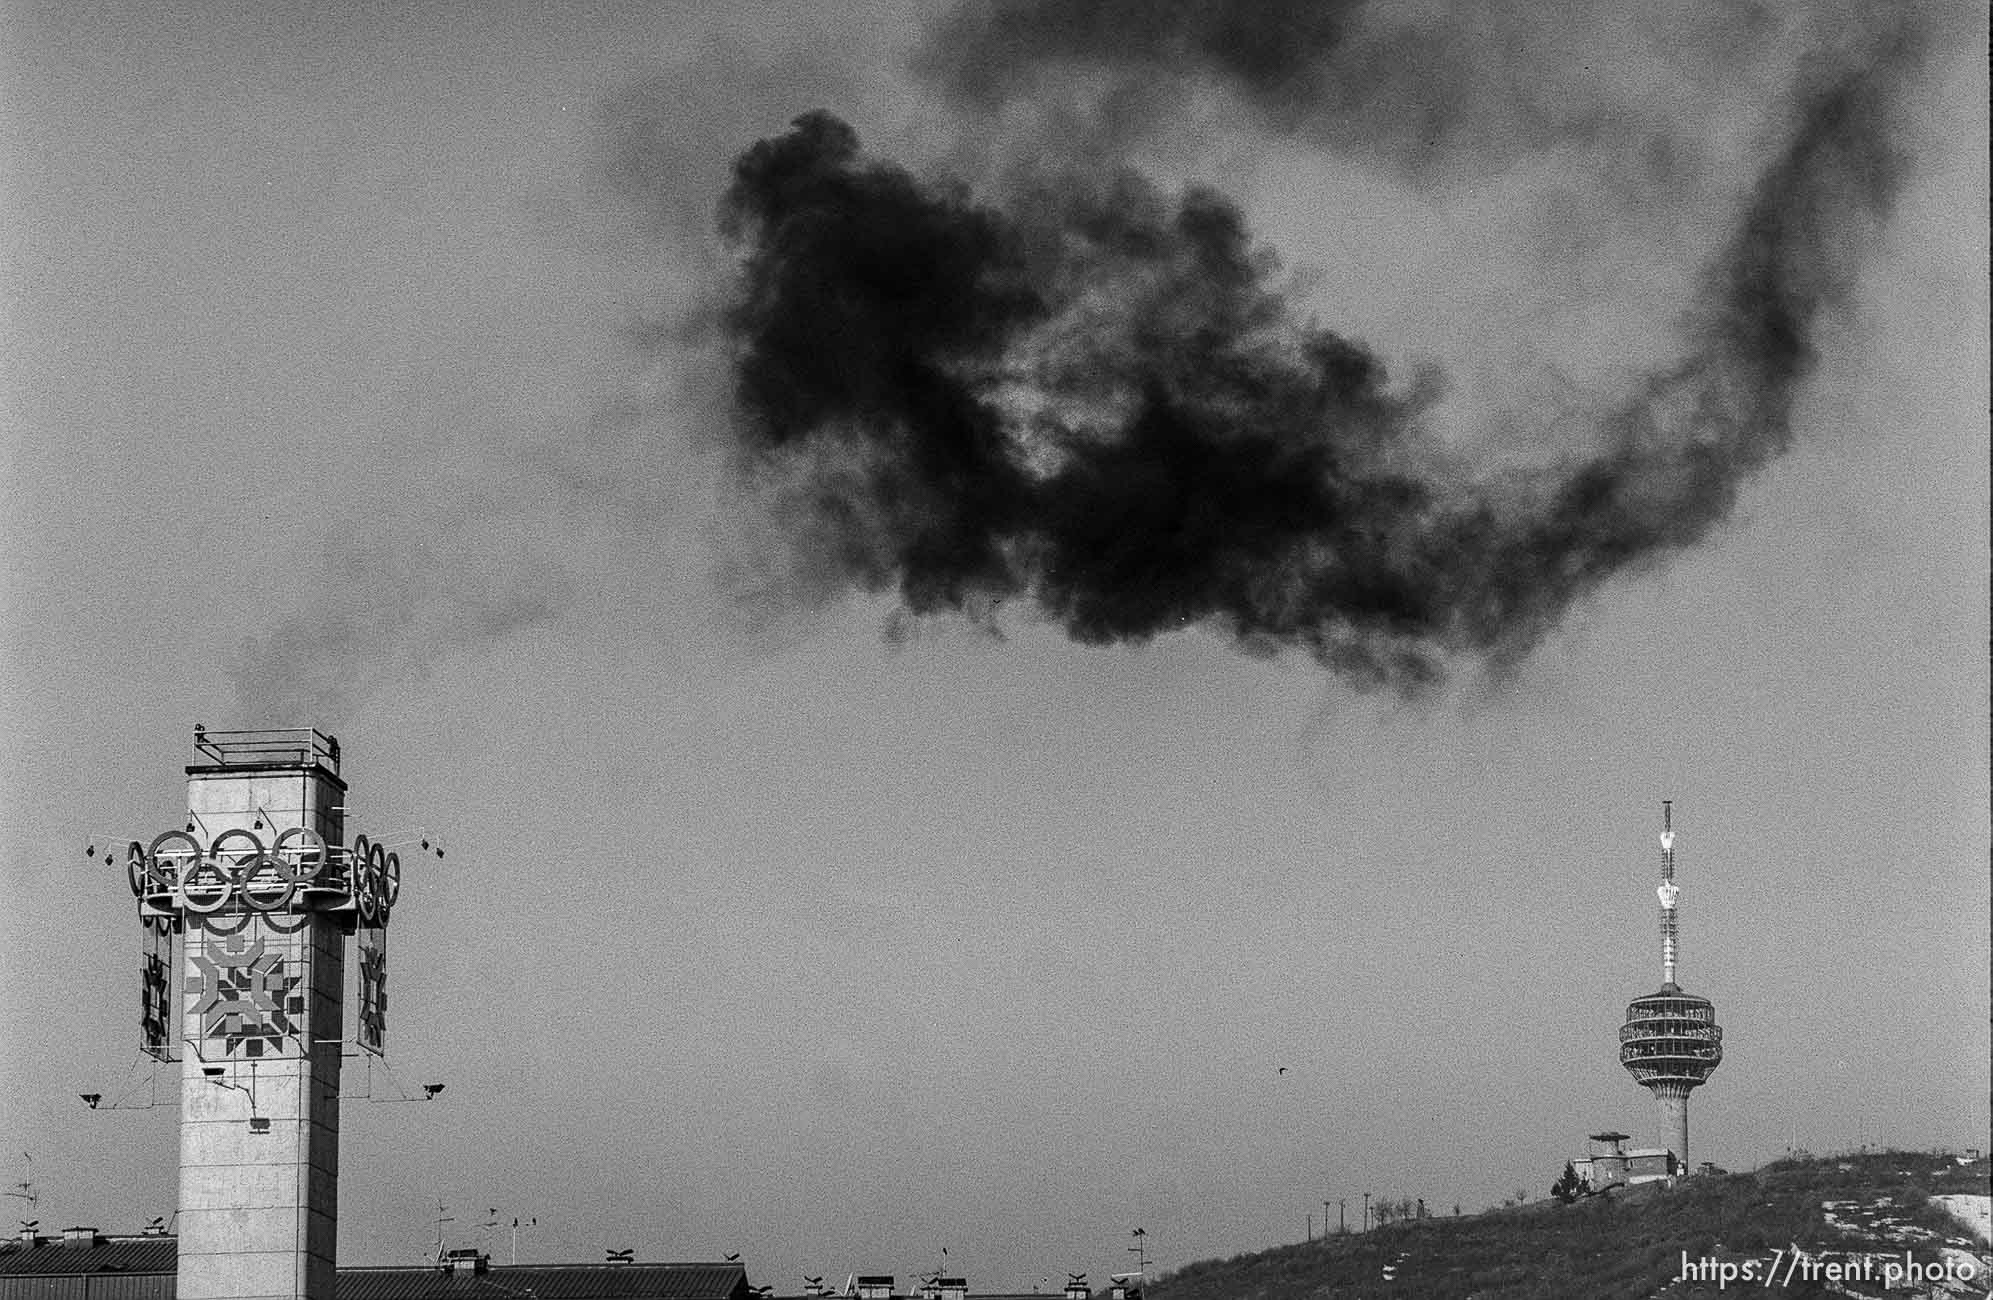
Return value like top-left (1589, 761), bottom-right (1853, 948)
top-left (695, 8), bottom-right (1931, 690)
top-left (225, 530), bottom-right (570, 726)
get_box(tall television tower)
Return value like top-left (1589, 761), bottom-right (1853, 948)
top-left (127, 727), bottom-right (399, 1300)
top-left (1617, 801), bottom-right (1722, 1172)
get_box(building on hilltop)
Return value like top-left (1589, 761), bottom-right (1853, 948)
top-left (1571, 1132), bottom-right (1678, 1192)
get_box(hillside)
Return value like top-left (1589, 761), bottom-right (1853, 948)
top-left (1151, 1152), bottom-right (1990, 1300)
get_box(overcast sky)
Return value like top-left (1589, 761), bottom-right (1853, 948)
top-left (1, 0), bottom-right (1986, 1291)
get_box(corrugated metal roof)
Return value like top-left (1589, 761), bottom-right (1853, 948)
top-left (0, 1240), bottom-right (177, 1277)
top-left (64, 1274), bottom-right (172, 1300)
top-left (338, 1264), bottom-right (749, 1300)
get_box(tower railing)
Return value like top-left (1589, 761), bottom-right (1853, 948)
top-left (190, 726), bottom-right (340, 774)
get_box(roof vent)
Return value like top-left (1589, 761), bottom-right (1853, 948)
top-left (61, 1228), bottom-right (99, 1249)
top-left (855, 1276), bottom-right (894, 1300)
top-left (441, 1249), bottom-right (488, 1274)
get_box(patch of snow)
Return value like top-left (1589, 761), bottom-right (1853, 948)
top-left (1931, 1194), bottom-right (1992, 1246)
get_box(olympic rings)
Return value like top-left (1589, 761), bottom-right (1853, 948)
top-left (355, 839), bottom-right (384, 922)
top-left (349, 833), bottom-right (370, 888)
top-left (349, 835), bottom-right (372, 917)
top-left (207, 828), bottom-right (294, 912)
top-left (270, 826), bottom-right (328, 886)
top-left (209, 827), bottom-right (264, 875)
top-left (134, 826), bottom-right (396, 920)
top-left (239, 863), bottom-right (296, 912)
top-left (145, 830), bottom-right (202, 898)
top-left (176, 855), bottom-right (234, 914)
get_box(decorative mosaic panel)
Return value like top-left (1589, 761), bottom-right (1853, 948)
top-left (140, 914), bottom-right (179, 1060)
top-left (356, 923), bottom-right (387, 1056)
top-left (188, 929), bottom-right (306, 1059)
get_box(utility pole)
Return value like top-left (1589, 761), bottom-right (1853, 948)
top-left (1337, 1200), bottom-right (1346, 1234)
top-left (1306, 1213), bottom-right (1312, 1242)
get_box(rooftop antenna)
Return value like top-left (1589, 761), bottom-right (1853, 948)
top-left (510, 1215), bottom-right (536, 1266)
top-left (434, 1200), bottom-right (456, 1262)
top-left (4, 1155), bottom-right (36, 1216)
top-left (480, 1209), bottom-right (536, 1265)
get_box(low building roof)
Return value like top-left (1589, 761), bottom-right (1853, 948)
top-left (341, 1264), bottom-right (749, 1300)
top-left (0, 1240), bottom-right (748, 1300)
top-left (0, 1237), bottom-right (176, 1276)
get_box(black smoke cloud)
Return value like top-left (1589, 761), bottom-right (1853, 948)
top-left (686, 5), bottom-right (1933, 690)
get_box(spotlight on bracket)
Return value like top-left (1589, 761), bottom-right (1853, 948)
top-left (422, 1083), bottom-right (445, 1100)
top-left (79, 1094), bottom-right (101, 1109)
top-left (247, 1117), bottom-right (271, 1134)
top-left (203, 1066), bottom-right (224, 1079)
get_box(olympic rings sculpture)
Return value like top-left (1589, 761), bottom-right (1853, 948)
top-left (128, 827), bottom-right (397, 921)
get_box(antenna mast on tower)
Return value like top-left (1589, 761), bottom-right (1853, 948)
top-left (1658, 799), bottom-right (1680, 987)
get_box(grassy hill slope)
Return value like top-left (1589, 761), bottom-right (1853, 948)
top-left (1151, 1152), bottom-right (1990, 1300)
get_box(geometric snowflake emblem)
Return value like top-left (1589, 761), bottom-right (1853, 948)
top-left (141, 951), bottom-right (172, 1049)
top-left (189, 932), bottom-right (305, 1058)
top-left (357, 942), bottom-right (387, 1052)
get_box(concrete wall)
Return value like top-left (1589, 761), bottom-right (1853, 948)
top-left (178, 764), bottom-right (346, 1300)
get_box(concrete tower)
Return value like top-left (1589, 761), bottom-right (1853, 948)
top-left (128, 728), bottom-right (397, 1300)
top-left (1618, 801), bottom-right (1722, 1172)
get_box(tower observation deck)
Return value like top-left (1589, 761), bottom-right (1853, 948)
top-left (1617, 801), bottom-right (1722, 1172)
